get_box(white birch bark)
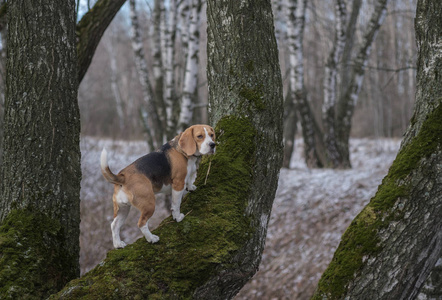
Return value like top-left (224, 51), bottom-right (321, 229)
top-left (178, 0), bottom-right (202, 131)
top-left (104, 33), bottom-right (125, 131)
top-left (285, 0), bottom-right (321, 167)
top-left (129, 0), bottom-right (162, 149)
top-left (152, 0), bottom-right (166, 132)
top-left (336, 0), bottom-right (390, 167)
top-left (322, 0), bottom-right (347, 168)
top-left (163, 0), bottom-right (178, 137)
top-left (178, 0), bottom-right (191, 67)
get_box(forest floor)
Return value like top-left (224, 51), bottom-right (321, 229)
top-left (79, 136), bottom-right (400, 300)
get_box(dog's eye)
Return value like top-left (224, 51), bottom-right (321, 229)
top-left (197, 135), bottom-right (204, 139)
top-left (210, 134), bottom-right (214, 138)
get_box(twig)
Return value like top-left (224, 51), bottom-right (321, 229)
top-left (204, 160), bottom-right (212, 185)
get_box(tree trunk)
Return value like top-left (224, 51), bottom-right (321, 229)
top-left (76, 0), bottom-right (127, 83)
top-left (312, 0), bottom-right (442, 298)
top-left (129, 0), bottom-right (163, 149)
top-left (152, 0), bottom-right (166, 131)
top-left (163, 0), bottom-right (179, 138)
top-left (335, 0), bottom-right (389, 168)
top-left (282, 89), bottom-right (297, 168)
top-left (285, 0), bottom-right (323, 168)
top-left (178, 0), bottom-right (202, 131)
top-left (322, 0), bottom-right (346, 168)
top-left (104, 31), bottom-right (126, 132)
top-left (0, 0), bottom-right (81, 298)
top-left (52, 0), bottom-right (283, 298)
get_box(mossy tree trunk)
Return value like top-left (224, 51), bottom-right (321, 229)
top-left (312, 0), bottom-right (442, 298)
top-left (51, 0), bottom-right (283, 299)
top-left (0, 0), bottom-right (81, 298)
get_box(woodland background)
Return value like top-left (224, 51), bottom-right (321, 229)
top-left (0, 0), bottom-right (416, 144)
top-left (0, 0), bottom-right (422, 299)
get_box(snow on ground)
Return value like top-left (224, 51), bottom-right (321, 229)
top-left (79, 136), bottom-right (400, 298)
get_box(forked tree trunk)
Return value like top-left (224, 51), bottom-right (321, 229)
top-left (0, 0), bottom-right (81, 298)
top-left (285, 0), bottom-right (323, 168)
top-left (335, 0), bottom-right (389, 168)
top-left (312, 0), bottom-right (442, 298)
top-left (52, 0), bottom-right (283, 298)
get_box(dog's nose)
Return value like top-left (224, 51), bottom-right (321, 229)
top-left (209, 142), bottom-right (216, 149)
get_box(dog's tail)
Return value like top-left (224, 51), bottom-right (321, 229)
top-left (100, 148), bottom-right (125, 185)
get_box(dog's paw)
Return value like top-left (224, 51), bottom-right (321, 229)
top-left (174, 213), bottom-right (185, 222)
top-left (114, 240), bottom-right (127, 249)
top-left (187, 184), bottom-right (197, 191)
top-left (147, 234), bottom-right (160, 243)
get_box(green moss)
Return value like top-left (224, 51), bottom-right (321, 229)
top-left (52, 116), bottom-right (258, 299)
top-left (313, 103), bottom-right (442, 299)
top-left (239, 85), bottom-right (266, 111)
top-left (0, 209), bottom-right (78, 299)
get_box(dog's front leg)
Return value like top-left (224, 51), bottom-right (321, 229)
top-left (171, 188), bottom-right (185, 222)
top-left (186, 156), bottom-right (199, 191)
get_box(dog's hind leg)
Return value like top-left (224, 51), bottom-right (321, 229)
top-left (111, 203), bottom-right (130, 248)
top-left (132, 179), bottom-right (159, 244)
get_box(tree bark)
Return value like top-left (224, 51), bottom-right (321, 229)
top-left (152, 0), bottom-right (167, 130)
top-left (129, 0), bottom-right (163, 149)
top-left (51, 0), bottom-right (283, 298)
top-left (163, 0), bottom-right (179, 138)
top-left (178, 0), bottom-right (203, 131)
top-left (335, 0), bottom-right (389, 168)
top-left (0, 0), bottom-right (80, 298)
top-left (322, 0), bottom-right (347, 168)
top-left (285, 0), bottom-right (323, 168)
top-left (312, 0), bottom-right (442, 298)
top-left (76, 0), bottom-right (127, 83)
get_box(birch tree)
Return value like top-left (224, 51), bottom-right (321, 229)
top-left (322, 0), bottom-right (347, 168)
top-left (51, 0), bottom-right (283, 297)
top-left (104, 30), bottom-right (125, 132)
top-left (335, 0), bottom-right (389, 168)
top-left (178, 0), bottom-right (203, 131)
top-left (312, 0), bottom-right (442, 297)
top-left (152, 0), bottom-right (166, 130)
top-left (163, 0), bottom-right (179, 138)
top-left (285, 0), bottom-right (322, 168)
top-left (129, 0), bottom-right (163, 149)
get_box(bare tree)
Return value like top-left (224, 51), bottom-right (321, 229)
top-left (129, 0), bottom-right (163, 149)
top-left (312, 0), bottom-right (442, 297)
top-left (322, 0), bottom-right (347, 168)
top-left (178, 0), bottom-right (203, 131)
top-left (285, 0), bottom-right (323, 168)
top-left (335, 0), bottom-right (390, 167)
top-left (163, 0), bottom-right (179, 138)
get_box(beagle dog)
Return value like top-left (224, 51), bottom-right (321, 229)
top-left (100, 125), bottom-right (216, 248)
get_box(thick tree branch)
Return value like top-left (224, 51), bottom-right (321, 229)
top-left (50, 117), bottom-right (262, 299)
top-left (76, 0), bottom-right (127, 83)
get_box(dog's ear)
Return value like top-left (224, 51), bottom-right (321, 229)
top-left (179, 127), bottom-right (196, 156)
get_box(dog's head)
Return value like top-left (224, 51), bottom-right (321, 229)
top-left (179, 125), bottom-right (216, 156)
